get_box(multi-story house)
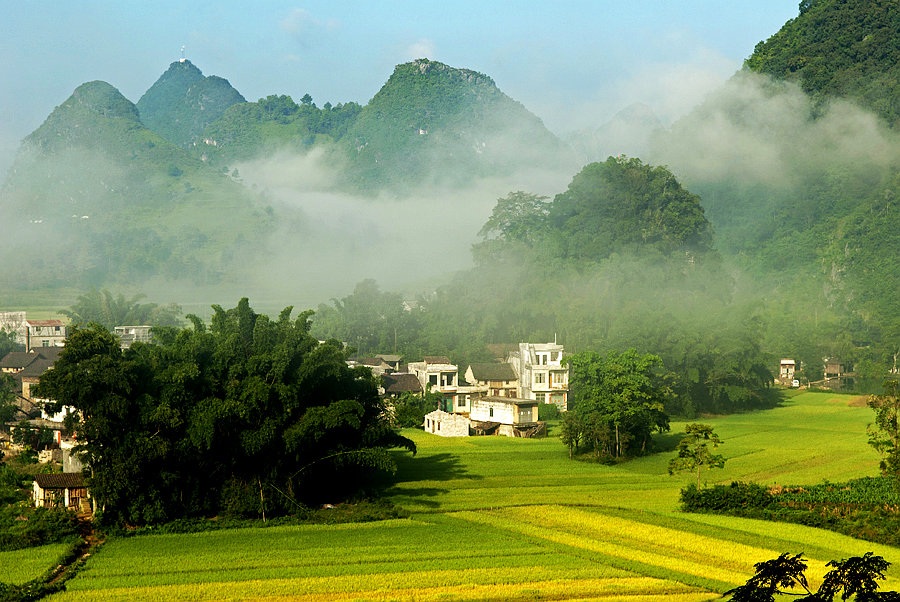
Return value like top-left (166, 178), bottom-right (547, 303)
top-left (25, 320), bottom-right (67, 350)
top-left (508, 342), bottom-right (569, 409)
top-left (408, 356), bottom-right (459, 412)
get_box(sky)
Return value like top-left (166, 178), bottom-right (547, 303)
top-left (0, 1), bottom-right (801, 180)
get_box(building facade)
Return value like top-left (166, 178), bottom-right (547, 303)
top-left (408, 356), bottom-right (459, 412)
top-left (508, 342), bottom-right (569, 409)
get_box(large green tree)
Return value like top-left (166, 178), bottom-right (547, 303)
top-left (566, 349), bottom-right (670, 459)
top-left (37, 299), bottom-right (415, 526)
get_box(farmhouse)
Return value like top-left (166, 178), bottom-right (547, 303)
top-left (409, 356), bottom-right (460, 412)
top-left (114, 325), bottom-right (153, 348)
top-left (423, 409), bottom-right (470, 437)
top-left (507, 342), bottom-right (569, 409)
top-left (381, 372), bottom-right (423, 398)
top-left (32, 472), bottom-right (91, 513)
top-left (469, 395), bottom-right (542, 437)
top-left (25, 320), bottom-right (67, 350)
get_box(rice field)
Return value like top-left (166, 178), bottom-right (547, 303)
top-left (0, 542), bottom-right (72, 585)
top-left (38, 391), bottom-right (900, 601)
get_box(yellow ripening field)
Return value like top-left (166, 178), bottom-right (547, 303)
top-left (44, 392), bottom-right (900, 601)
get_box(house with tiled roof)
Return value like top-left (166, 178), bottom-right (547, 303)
top-left (33, 473), bottom-right (91, 513)
top-left (0, 351), bottom-right (41, 374)
top-left (465, 363), bottom-right (518, 397)
top-left (382, 373), bottom-right (423, 397)
top-left (25, 320), bottom-right (67, 350)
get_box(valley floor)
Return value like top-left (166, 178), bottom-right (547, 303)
top-left (12, 392), bottom-right (897, 601)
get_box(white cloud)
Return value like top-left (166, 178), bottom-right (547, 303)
top-left (405, 38), bottom-right (435, 61)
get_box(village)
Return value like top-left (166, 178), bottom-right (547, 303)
top-left (0, 308), bottom-right (859, 516)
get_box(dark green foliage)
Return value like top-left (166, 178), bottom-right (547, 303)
top-left (538, 402), bottom-right (561, 421)
top-left (137, 60), bottom-right (246, 148)
top-left (680, 481), bottom-right (775, 512)
top-left (390, 391), bottom-right (440, 429)
top-left (745, 0), bottom-right (900, 126)
top-left (198, 95), bottom-right (362, 166)
top-left (549, 157), bottom-right (713, 261)
top-left (680, 477), bottom-right (900, 547)
top-left (565, 349), bottom-right (670, 459)
top-left (0, 505), bottom-right (80, 551)
top-left (311, 279), bottom-right (422, 357)
top-left (61, 288), bottom-right (182, 330)
top-left (35, 300), bottom-right (416, 527)
top-left (725, 552), bottom-right (898, 601)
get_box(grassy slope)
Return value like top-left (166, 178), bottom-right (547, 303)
top-left (44, 392), bottom-right (900, 601)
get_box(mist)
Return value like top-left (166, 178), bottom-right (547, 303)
top-left (222, 144), bottom-right (573, 312)
top-left (649, 70), bottom-right (900, 199)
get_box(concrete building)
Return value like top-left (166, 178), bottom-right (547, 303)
top-left (508, 342), bottom-right (569, 409)
top-left (469, 396), bottom-right (541, 437)
top-left (25, 320), bottom-right (67, 350)
top-left (423, 409), bottom-right (470, 437)
top-left (409, 356), bottom-right (459, 412)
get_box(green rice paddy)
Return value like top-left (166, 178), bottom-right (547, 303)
top-left (21, 392), bottom-right (898, 600)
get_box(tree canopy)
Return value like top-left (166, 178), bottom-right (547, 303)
top-left (564, 349), bottom-right (670, 459)
top-left (37, 299), bottom-right (415, 526)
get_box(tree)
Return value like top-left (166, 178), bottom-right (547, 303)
top-left (867, 380), bottom-right (900, 479)
top-left (566, 349), bottom-right (670, 459)
top-left (37, 300), bottom-right (416, 526)
top-left (477, 191), bottom-right (550, 245)
top-left (61, 288), bottom-right (182, 330)
top-left (667, 423), bottom-right (726, 488)
top-left (725, 552), bottom-right (898, 601)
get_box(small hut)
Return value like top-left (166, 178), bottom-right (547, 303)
top-left (32, 473), bottom-right (90, 513)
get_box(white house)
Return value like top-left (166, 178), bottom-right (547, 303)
top-left (469, 395), bottom-right (540, 437)
top-left (423, 409), bottom-right (470, 437)
top-left (508, 342), bottom-right (569, 409)
top-left (408, 356), bottom-right (459, 413)
top-left (25, 320), bottom-right (67, 350)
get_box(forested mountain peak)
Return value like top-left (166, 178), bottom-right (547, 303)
top-left (20, 81), bottom-right (142, 154)
top-left (745, 0), bottom-right (900, 125)
top-left (342, 58), bottom-right (574, 189)
top-left (137, 59), bottom-right (246, 148)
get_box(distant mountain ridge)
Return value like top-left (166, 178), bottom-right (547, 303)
top-left (137, 60), bottom-right (246, 148)
top-left (0, 79), bottom-right (267, 288)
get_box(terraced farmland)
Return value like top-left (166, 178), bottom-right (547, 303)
top-left (41, 392), bottom-right (900, 601)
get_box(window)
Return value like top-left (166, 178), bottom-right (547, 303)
top-left (551, 351), bottom-right (559, 362)
top-left (534, 372), bottom-right (546, 385)
top-left (552, 372), bottom-right (566, 385)
top-left (429, 374), bottom-right (438, 386)
top-left (459, 396), bottom-right (466, 407)
top-left (489, 407), bottom-right (493, 417)
top-left (42, 341), bottom-right (49, 347)
top-left (534, 392), bottom-right (546, 403)
top-left (54, 326), bottom-right (60, 332)
top-left (537, 353), bottom-right (548, 365)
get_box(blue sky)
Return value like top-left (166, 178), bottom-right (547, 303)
top-left (0, 1), bottom-right (799, 176)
